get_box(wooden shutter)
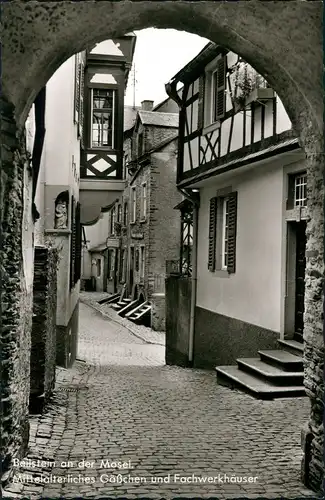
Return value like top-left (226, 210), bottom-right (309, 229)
top-left (74, 54), bottom-right (80, 124)
top-left (215, 57), bottom-right (226, 121)
top-left (74, 202), bottom-right (82, 283)
top-left (208, 197), bottom-right (217, 271)
top-left (197, 75), bottom-right (205, 130)
top-left (70, 196), bottom-right (76, 290)
top-left (78, 59), bottom-right (85, 145)
top-left (227, 191), bottom-right (238, 274)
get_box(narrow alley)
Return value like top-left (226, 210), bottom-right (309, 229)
top-left (4, 301), bottom-right (316, 499)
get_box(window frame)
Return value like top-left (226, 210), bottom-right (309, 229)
top-left (294, 173), bottom-right (307, 208)
top-left (131, 186), bottom-right (136, 223)
top-left (123, 201), bottom-right (129, 226)
top-left (110, 206), bottom-right (116, 236)
top-left (140, 245), bottom-right (145, 280)
top-left (221, 197), bottom-right (230, 271)
top-left (203, 55), bottom-right (226, 133)
top-left (141, 182), bottom-right (147, 221)
top-left (90, 88), bottom-right (116, 149)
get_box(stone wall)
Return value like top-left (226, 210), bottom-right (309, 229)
top-left (30, 246), bottom-right (58, 408)
top-left (300, 139), bottom-right (324, 493)
top-left (0, 98), bottom-right (33, 487)
top-left (56, 300), bottom-right (79, 368)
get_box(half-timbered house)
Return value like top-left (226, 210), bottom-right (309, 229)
top-left (166, 43), bottom-right (307, 397)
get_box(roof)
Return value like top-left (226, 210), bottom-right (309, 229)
top-left (124, 105), bottom-right (140, 132)
top-left (138, 110), bottom-right (179, 128)
top-left (168, 42), bottom-right (223, 84)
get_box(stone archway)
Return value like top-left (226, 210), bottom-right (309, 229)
top-left (1, 0), bottom-right (323, 493)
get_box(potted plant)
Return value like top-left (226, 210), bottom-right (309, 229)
top-left (232, 60), bottom-right (274, 111)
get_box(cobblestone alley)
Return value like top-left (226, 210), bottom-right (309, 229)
top-left (3, 301), bottom-right (317, 499)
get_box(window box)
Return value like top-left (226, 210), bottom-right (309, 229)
top-left (245, 87), bottom-right (275, 106)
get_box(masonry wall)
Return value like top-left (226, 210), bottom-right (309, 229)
top-left (30, 246), bottom-right (58, 406)
top-left (0, 99), bottom-right (34, 487)
top-left (149, 140), bottom-right (182, 330)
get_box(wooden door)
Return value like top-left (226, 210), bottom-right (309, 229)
top-left (294, 221), bottom-right (307, 342)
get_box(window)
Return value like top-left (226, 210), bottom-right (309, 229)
top-left (96, 259), bottom-right (101, 277)
top-left (140, 246), bottom-right (145, 280)
top-left (135, 248), bottom-right (140, 272)
top-left (117, 204), bottom-right (122, 223)
top-left (109, 250), bottom-right (115, 280)
top-left (200, 55), bottom-right (226, 130)
top-left (123, 153), bottom-right (128, 179)
top-left (91, 88), bottom-right (115, 148)
top-left (137, 132), bottom-right (144, 157)
top-left (110, 206), bottom-right (116, 235)
top-left (131, 187), bottom-right (136, 223)
top-left (208, 191), bottom-right (237, 274)
top-left (123, 202), bottom-right (129, 226)
top-left (121, 249), bottom-right (127, 282)
top-left (221, 197), bottom-right (230, 270)
top-left (287, 171), bottom-right (307, 210)
top-left (294, 173), bottom-right (307, 207)
top-left (141, 183), bottom-right (147, 220)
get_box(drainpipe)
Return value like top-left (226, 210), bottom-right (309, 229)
top-left (178, 187), bottom-right (199, 367)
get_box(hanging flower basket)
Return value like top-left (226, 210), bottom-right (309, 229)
top-left (231, 60), bottom-right (274, 111)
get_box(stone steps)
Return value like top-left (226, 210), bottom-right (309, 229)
top-left (215, 339), bottom-right (306, 400)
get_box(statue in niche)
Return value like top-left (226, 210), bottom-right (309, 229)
top-left (54, 190), bottom-right (69, 229)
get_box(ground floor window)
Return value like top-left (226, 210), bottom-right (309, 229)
top-left (140, 246), bottom-right (145, 280)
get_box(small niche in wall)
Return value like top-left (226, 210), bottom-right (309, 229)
top-left (54, 190), bottom-right (69, 229)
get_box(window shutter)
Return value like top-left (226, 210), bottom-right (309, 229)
top-left (74, 55), bottom-right (80, 124)
top-left (78, 60), bottom-right (85, 145)
top-left (208, 197), bottom-right (217, 271)
top-left (215, 57), bottom-right (226, 121)
top-left (70, 196), bottom-right (76, 290)
top-left (197, 75), bottom-right (205, 130)
top-left (227, 191), bottom-right (238, 274)
top-left (74, 202), bottom-right (82, 283)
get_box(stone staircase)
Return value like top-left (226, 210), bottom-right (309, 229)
top-left (125, 301), bottom-right (152, 325)
top-left (215, 339), bottom-right (305, 399)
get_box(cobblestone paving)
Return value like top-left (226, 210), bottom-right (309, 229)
top-left (80, 291), bottom-right (166, 346)
top-left (3, 302), bottom-right (318, 499)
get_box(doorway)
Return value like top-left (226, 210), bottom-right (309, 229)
top-left (129, 247), bottom-right (135, 294)
top-left (294, 221), bottom-right (307, 342)
top-left (285, 220), bottom-right (307, 343)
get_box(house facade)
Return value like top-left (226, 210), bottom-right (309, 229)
top-left (165, 43), bottom-right (306, 377)
top-left (83, 99), bottom-right (182, 330)
top-left (25, 35), bottom-right (135, 377)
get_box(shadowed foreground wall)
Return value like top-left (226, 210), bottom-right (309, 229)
top-left (30, 246), bottom-right (58, 406)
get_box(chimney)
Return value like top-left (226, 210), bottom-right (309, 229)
top-left (141, 100), bottom-right (154, 111)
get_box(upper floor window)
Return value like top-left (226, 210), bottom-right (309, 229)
top-left (201, 56), bottom-right (226, 130)
top-left (294, 173), bottom-right (307, 207)
top-left (131, 187), bottom-right (136, 223)
top-left (141, 183), bottom-right (147, 220)
top-left (287, 171), bottom-right (307, 210)
top-left (91, 89), bottom-right (115, 148)
top-left (110, 206), bottom-right (116, 235)
top-left (137, 132), bottom-right (144, 158)
top-left (117, 204), bottom-right (122, 223)
top-left (123, 202), bottom-right (129, 226)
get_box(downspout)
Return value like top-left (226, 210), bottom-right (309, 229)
top-left (178, 187), bottom-right (199, 367)
top-left (166, 79), bottom-right (200, 368)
